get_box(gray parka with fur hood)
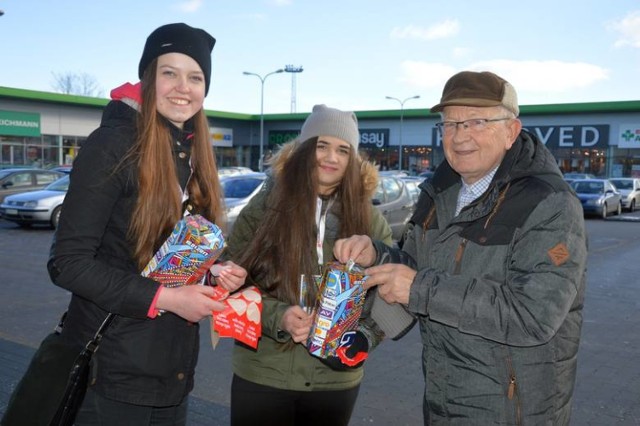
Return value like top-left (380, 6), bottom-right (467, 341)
top-left (372, 130), bottom-right (588, 425)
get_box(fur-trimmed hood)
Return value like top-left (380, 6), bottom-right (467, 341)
top-left (266, 139), bottom-right (380, 198)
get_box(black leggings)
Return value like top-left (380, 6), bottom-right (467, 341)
top-left (230, 374), bottom-right (360, 426)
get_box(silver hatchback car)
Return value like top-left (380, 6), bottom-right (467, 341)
top-left (220, 172), bottom-right (267, 234)
top-left (373, 175), bottom-right (416, 241)
top-left (609, 178), bottom-right (640, 212)
top-left (0, 174), bottom-right (69, 228)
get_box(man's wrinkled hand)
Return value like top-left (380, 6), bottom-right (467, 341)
top-left (364, 263), bottom-right (416, 305)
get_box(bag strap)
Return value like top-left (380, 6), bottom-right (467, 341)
top-left (54, 311), bottom-right (116, 354)
top-left (84, 313), bottom-right (116, 354)
top-left (54, 311), bottom-right (67, 334)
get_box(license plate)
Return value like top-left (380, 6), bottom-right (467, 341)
top-left (6, 209), bottom-right (18, 215)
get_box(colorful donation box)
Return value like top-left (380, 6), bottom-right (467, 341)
top-left (142, 214), bottom-right (261, 348)
top-left (307, 261), bottom-right (367, 358)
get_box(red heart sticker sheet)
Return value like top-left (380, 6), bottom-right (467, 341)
top-left (212, 286), bottom-right (262, 348)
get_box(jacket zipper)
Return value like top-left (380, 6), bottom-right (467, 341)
top-left (505, 353), bottom-right (522, 425)
top-left (421, 206), bottom-right (436, 242)
top-left (453, 238), bottom-right (467, 275)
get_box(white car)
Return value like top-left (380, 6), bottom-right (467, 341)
top-left (218, 166), bottom-right (254, 177)
top-left (0, 175), bottom-right (69, 228)
top-left (220, 172), bottom-right (267, 234)
top-left (609, 178), bottom-right (640, 212)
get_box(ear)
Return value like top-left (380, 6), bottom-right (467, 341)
top-left (504, 118), bottom-right (522, 150)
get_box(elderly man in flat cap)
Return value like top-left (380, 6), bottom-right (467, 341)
top-left (334, 71), bottom-right (588, 425)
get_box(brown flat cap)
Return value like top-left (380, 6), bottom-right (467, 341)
top-left (431, 71), bottom-right (519, 116)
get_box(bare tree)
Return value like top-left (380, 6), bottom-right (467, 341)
top-left (51, 71), bottom-right (103, 97)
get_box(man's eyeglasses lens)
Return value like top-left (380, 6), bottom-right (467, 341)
top-left (436, 118), bottom-right (511, 135)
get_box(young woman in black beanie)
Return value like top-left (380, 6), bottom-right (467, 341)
top-left (46, 23), bottom-right (246, 425)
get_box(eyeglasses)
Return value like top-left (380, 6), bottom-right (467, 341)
top-left (435, 117), bottom-right (512, 136)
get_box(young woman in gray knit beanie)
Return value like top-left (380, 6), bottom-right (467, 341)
top-left (224, 104), bottom-right (394, 426)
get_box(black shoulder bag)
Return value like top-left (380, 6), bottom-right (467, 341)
top-left (1, 312), bottom-right (115, 426)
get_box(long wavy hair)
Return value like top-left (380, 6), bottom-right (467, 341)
top-left (237, 137), bottom-right (372, 307)
top-left (129, 58), bottom-right (224, 270)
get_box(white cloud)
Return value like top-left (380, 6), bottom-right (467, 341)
top-left (391, 20), bottom-right (460, 41)
top-left (397, 59), bottom-right (608, 96)
top-left (607, 10), bottom-right (640, 48)
top-left (175, 0), bottom-right (203, 13)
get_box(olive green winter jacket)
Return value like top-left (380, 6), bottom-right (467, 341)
top-left (225, 157), bottom-right (394, 391)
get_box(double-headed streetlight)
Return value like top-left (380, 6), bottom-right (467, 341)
top-left (243, 69), bottom-right (284, 171)
top-left (385, 95), bottom-right (420, 171)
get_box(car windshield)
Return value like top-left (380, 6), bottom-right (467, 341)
top-left (221, 177), bottom-right (263, 198)
top-left (0, 170), bottom-right (15, 179)
top-left (610, 180), bottom-right (632, 189)
top-left (573, 181), bottom-right (604, 194)
top-left (46, 175), bottom-right (70, 191)
top-left (565, 173), bottom-right (593, 178)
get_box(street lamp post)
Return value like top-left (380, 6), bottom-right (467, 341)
top-left (243, 68), bottom-right (284, 171)
top-left (385, 95), bottom-right (420, 171)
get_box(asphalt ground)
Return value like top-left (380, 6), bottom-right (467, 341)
top-left (1, 211), bottom-right (640, 425)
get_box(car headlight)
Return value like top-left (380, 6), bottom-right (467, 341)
top-left (23, 201), bottom-right (39, 208)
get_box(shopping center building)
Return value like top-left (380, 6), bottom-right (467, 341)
top-left (2, 86), bottom-right (640, 177)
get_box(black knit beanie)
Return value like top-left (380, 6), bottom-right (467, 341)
top-left (138, 23), bottom-right (216, 95)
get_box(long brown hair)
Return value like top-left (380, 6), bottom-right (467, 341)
top-left (237, 137), bottom-right (371, 306)
top-left (129, 59), bottom-right (224, 269)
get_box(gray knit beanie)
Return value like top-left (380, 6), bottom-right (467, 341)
top-left (299, 104), bottom-right (360, 150)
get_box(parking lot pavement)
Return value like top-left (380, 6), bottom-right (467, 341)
top-left (1, 218), bottom-right (640, 425)
top-left (606, 209), bottom-right (640, 221)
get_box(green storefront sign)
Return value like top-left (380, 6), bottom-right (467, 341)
top-left (0, 110), bottom-right (41, 137)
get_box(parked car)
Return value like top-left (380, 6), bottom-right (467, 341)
top-left (50, 165), bottom-right (73, 174)
top-left (378, 170), bottom-right (410, 178)
top-left (401, 176), bottom-right (422, 204)
top-left (564, 172), bottom-right (596, 180)
top-left (0, 174), bottom-right (69, 228)
top-left (418, 170), bottom-right (435, 182)
top-left (609, 177), bottom-right (640, 212)
top-left (220, 172), bottom-right (267, 234)
top-left (0, 168), bottom-right (65, 203)
top-left (218, 166), bottom-right (254, 177)
top-left (373, 175), bottom-right (415, 241)
top-left (571, 179), bottom-right (622, 218)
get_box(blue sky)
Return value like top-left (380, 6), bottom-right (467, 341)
top-left (1, 0), bottom-right (639, 115)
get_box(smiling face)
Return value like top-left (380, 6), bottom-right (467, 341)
top-left (442, 105), bottom-right (521, 184)
top-left (315, 136), bottom-right (352, 195)
top-left (155, 52), bottom-right (206, 129)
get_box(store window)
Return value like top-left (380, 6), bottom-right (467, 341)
top-left (552, 148), bottom-right (606, 176)
top-left (610, 147), bottom-right (640, 178)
